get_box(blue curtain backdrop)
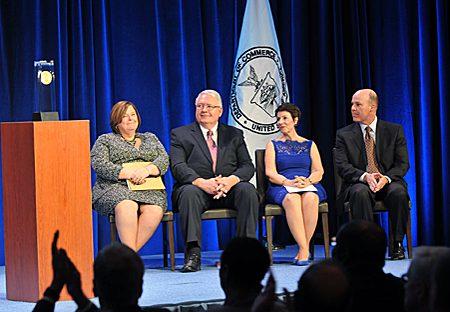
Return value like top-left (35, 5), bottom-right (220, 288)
top-left (0, 0), bottom-right (449, 265)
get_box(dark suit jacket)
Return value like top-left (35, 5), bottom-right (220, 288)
top-left (334, 119), bottom-right (409, 209)
top-left (170, 122), bottom-right (255, 207)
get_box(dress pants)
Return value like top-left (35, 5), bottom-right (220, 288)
top-left (347, 182), bottom-right (409, 241)
top-left (176, 182), bottom-right (259, 247)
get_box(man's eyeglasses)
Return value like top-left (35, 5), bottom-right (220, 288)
top-left (195, 104), bottom-right (222, 111)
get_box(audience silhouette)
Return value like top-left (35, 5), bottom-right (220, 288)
top-left (332, 220), bottom-right (405, 312)
top-left (210, 237), bottom-right (287, 312)
top-left (404, 246), bottom-right (450, 312)
top-left (34, 224), bottom-right (450, 312)
top-left (33, 231), bottom-right (168, 312)
top-left (293, 259), bottom-right (350, 312)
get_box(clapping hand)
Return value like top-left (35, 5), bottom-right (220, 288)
top-left (49, 231), bottom-right (91, 309)
top-left (50, 231), bottom-right (66, 295)
top-left (251, 271), bottom-right (277, 312)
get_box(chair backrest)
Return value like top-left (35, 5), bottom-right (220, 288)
top-left (255, 149), bottom-right (268, 203)
top-left (332, 148), bottom-right (343, 199)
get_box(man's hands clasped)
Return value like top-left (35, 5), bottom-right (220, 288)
top-left (365, 172), bottom-right (388, 192)
top-left (193, 175), bottom-right (240, 199)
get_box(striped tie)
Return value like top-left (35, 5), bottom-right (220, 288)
top-left (364, 127), bottom-right (379, 173)
top-left (207, 130), bottom-right (217, 172)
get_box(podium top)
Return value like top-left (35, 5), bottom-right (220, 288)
top-left (1, 120), bottom-right (89, 125)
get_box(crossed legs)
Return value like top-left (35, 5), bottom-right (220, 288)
top-left (114, 200), bottom-right (163, 251)
top-left (282, 192), bottom-right (319, 261)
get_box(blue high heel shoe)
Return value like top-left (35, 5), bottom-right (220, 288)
top-left (295, 259), bottom-right (310, 266)
top-left (292, 256), bottom-right (310, 266)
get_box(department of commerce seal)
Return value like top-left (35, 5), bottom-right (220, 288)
top-left (230, 46), bottom-right (289, 135)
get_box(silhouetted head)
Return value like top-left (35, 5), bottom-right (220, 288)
top-left (405, 246), bottom-right (450, 312)
top-left (294, 260), bottom-right (350, 312)
top-left (332, 220), bottom-right (386, 271)
top-left (93, 242), bottom-right (144, 309)
top-left (219, 237), bottom-right (270, 294)
top-left (431, 248), bottom-right (450, 312)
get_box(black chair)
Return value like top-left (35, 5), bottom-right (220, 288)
top-left (255, 149), bottom-right (330, 264)
top-left (109, 211), bottom-right (176, 270)
top-left (331, 148), bottom-right (413, 258)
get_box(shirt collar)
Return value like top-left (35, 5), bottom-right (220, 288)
top-left (359, 116), bottom-right (378, 133)
top-left (199, 123), bottom-right (218, 136)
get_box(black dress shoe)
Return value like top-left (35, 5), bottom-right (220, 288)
top-left (391, 242), bottom-right (406, 260)
top-left (180, 249), bottom-right (201, 273)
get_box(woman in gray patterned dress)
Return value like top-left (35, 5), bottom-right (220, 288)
top-left (91, 101), bottom-right (169, 251)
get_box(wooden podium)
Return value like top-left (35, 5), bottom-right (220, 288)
top-left (1, 121), bottom-right (94, 302)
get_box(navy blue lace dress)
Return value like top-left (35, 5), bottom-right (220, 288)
top-left (266, 140), bottom-right (327, 205)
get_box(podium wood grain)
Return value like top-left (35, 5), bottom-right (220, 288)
top-left (1, 121), bottom-right (94, 302)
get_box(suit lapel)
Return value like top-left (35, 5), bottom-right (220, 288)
top-left (351, 123), bottom-right (367, 165)
top-left (351, 123), bottom-right (364, 153)
top-left (216, 124), bottom-right (227, 171)
top-left (375, 119), bottom-right (384, 167)
top-left (190, 123), bottom-right (213, 165)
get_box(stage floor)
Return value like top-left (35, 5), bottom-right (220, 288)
top-left (0, 245), bottom-right (412, 312)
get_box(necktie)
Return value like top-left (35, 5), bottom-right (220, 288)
top-left (364, 126), bottom-right (379, 173)
top-left (207, 130), bottom-right (217, 172)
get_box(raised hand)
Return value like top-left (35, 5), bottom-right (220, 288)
top-left (50, 231), bottom-right (65, 294)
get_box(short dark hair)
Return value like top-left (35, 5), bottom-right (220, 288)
top-left (332, 220), bottom-right (387, 271)
top-left (275, 103), bottom-right (301, 120)
top-left (220, 237), bottom-right (270, 291)
top-left (94, 243), bottom-right (144, 308)
top-left (109, 100), bottom-right (141, 134)
top-left (295, 260), bottom-right (350, 312)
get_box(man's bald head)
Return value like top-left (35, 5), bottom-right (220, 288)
top-left (351, 88), bottom-right (378, 125)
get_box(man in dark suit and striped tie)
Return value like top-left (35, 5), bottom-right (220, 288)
top-left (334, 89), bottom-right (410, 260)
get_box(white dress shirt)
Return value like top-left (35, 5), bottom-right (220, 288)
top-left (199, 123), bottom-right (218, 144)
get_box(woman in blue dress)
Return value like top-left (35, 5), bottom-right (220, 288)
top-left (265, 103), bottom-right (327, 265)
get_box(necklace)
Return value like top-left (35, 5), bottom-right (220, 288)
top-left (122, 134), bottom-right (137, 145)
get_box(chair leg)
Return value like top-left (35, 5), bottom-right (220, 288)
top-left (258, 214), bottom-right (264, 242)
top-left (406, 212), bottom-right (413, 259)
top-left (162, 222), bottom-right (168, 268)
top-left (266, 216), bottom-right (274, 265)
top-left (110, 218), bottom-right (117, 242)
top-left (168, 220), bottom-right (175, 271)
top-left (322, 212), bottom-right (330, 258)
top-left (309, 237), bottom-right (315, 260)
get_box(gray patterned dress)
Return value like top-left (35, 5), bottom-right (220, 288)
top-left (91, 132), bottom-right (169, 216)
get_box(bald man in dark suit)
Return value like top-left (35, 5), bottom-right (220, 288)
top-left (335, 89), bottom-right (410, 260)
